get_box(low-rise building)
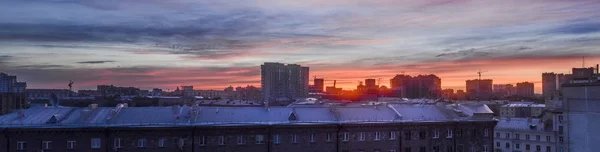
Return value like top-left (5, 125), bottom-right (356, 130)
top-left (499, 103), bottom-right (545, 118)
top-left (0, 103), bottom-right (497, 152)
top-left (494, 118), bottom-right (558, 152)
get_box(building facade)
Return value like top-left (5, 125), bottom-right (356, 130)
top-left (499, 103), bottom-right (545, 118)
top-left (389, 74), bottom-right (442, 99)
top-left (494, 118), bottom-right (559, 152)
top-left (261, 62), bottom-right (309, 105)
top-left (0, 103), bottom-right (497, 152)
top-left (466, 79), bottom-right (493, 100)
top-left (516, 82), bottom-right (535, 97)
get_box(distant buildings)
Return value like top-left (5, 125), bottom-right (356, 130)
top-left (309, 78), bottom-right (324, 93)
top-left (493, 84), bottom-right (515, 97)
top-left (466, 79), bottom-right (493, 100)
top-left (261, 62), bottom-right (309, 105)
top-left (0, 73), bottom-right (28, 115)
top-left (27, 89), bottom-right (73, 100)
top-left (97, 85), bottom-right (142, 96)
top-left (389, 74), bottom-right (442, 98)
top-left (516, 82), bottom-right (535, 97)
top-left (542, 73), bottom-right (570, 98)
top-left (182, 86), bottom-right (195, 97)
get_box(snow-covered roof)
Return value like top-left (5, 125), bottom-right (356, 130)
top-left (495, 117), bottom-right (550, 132)
top-left (501, 103), bottom-right (545, 108)
top-left (0, 103), bottom-right (496, 128)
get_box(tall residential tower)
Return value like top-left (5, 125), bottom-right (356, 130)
top-left (261, 62), bottom-right (309, 105)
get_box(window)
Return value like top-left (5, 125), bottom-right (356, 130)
top-left (505, 133), bottom-right (510, 138)
top-left (237, 135), bottom-right (246, 145)
top-left (256, 135), bottom-right (264, 144)
top-left (446, 146), bottom-right (453, 152)
top-left (536, 145), bottom-right (541, 151)
top-left (419, 131), bottom-right (426, 140)
top-left (42, 141), bottom-right (52, 150)
top-left (526, 144), bottom-right (530, 150)
top-left (547, 136), bottom-right (551, 142)
top-left (515, 134), bottom-right (520, 140)
top-left (138, 138), bottom-right (147, 148)
top-left (526, 134), bottom-right (530, 140)
top-left (420, 147), bottom-right (426, 152)
top-left (472, 129), bottom-right (478, 137)
top-left (359, 132), bottom-right (365, 141)
top-left (547, 146), bottom-right (552, 152)
top-left (433, 129), bottom-right (440, 138)
top-left (404, 147), bottom-right (411, 152)
top-left (389, 131), bottom-right (396, 140)
top-left (67, 140), bottom-right (76, 149)
top-left (495, 132), bottom-right (500, 137)
top-left (446, 129), bottom-right (453, 138)
top-left (273, 134), bottom-right (280, 144)
top-left (375, 132), bottom-right (381, 141)
top-left (199, 136), bottom-right (206, 146)
top-left (537, 135), bottom-right (541, 141)
top-left (559, 137), bottom-right (564, 143)
top-left (404, 131), bottom-right (411, 140)
top-left (114, 137), bottom-right (122, 148)
top-left (292, 134), bottom-right (298, 144)
top-left (483, 129), bottom-right (489, 137)
top-left (327, 133), bottom-right (332, 142)
top-left (433, 146), bottom-right (440, 152)
top-left (505, 143), bottom-right (510, 148)
top-left (456, 129), bottom-right (463, 138)
top-left (158, 138), bottom-right (166, 148)
top-left (496, 142), bottom-right (500, 147)
top-left (483, 145), bottom-right (489, 152)
top-left (17, 141), bottom-right (26, 150)
top-left (558, 115), bottom-right (564, 123)
top-left (219, 136), bottom-right (225, 145)
top-left (515, 143), bottom-right (520, 149)
top-left (343, 132), bottom-right (350, 141)
top-left (91, 138), bottom-right (101, 149)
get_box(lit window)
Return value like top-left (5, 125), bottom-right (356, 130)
top-left (256, 135), bottom-right (264, 144)
top-left (158, 138), bottom-right (166, 148)
top-left (199, 136), bottom-right (206, 146)
top-left (114, 137), bottom-right (122, 148)
top-left (67, 140), bottom-right (76, 149)
top-left (42, 141), bottom-right (52, 150)
top-left (91, 138), bottom-right (101, 149)
top-left (237, 135), bottom-right (245, 145)
top-left (447, 129), bottom-right (453, 138)
top-left (138, 138), bottom-right (147, 148)
top-left (433, 129), bottom-right (440, 138)
top-left (219, 136), bottom-right (225, 145)
top-left (292, 134), bottom-right (298, 143)
top-left (343, 132), bottom-right (350, 141)
top-left (389, 131), bottom-right (396, 140)
top-left (310, 133), bottom-right (316, 143)
top-left (17, 141), bottom-right (26, 150)
top-left (375, 132), bottom-right (381, 141)
top-left (273, 134), bottom-right (280, 144)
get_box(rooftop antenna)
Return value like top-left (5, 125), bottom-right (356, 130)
top-left (68, 80), bottom-right (74, 97)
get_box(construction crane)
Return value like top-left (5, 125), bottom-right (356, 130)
top-left (477, 70), bottom-right (487, 80)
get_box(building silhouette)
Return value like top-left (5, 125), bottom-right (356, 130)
top-left (466, 79), bottom-right (493, 100)
top-left (390, 74), bottom-right (441, 98)
top-left (261, 62), bottom-right (309, 105)
top-left (516, 82), bottom-right (535, 97)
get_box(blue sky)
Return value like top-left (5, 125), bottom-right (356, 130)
top-left (1, 0), bottom-right (600, 92)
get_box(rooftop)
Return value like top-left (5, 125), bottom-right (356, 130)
top-left (0, 103), bottom-right (496, 128)
top-left (501, 103), bottom-right (545, 108)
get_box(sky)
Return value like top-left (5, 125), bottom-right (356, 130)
top-left (2, 0), bottom-right (600, 93)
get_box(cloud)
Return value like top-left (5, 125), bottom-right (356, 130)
top-left (0, 55), bottom-right (12, 63)
top-left (76, 60), bottom-right (116, 64)
top-left (553, 20), bottom-right (600, 35)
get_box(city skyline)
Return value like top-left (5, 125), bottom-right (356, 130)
top-left (2, 0), bottom-right (600, 93)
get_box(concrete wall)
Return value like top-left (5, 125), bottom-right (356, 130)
top-left (562, 85), bottom-right (600, 152)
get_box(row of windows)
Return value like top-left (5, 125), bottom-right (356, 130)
top-left (401, 145), bottom-right (490, 152)
top-left (16, 140), bottom-right (85, 150)
top-left (495, 132), bottom-right (554, 142)
top-left (496, 142), bottom-right (552, 152)
top-left (406, 128), bottom-right (490, 140)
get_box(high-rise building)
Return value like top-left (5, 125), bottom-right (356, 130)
top-left (493, 84), bottom-right (515, 97)
top-left (466, 79), bottom-right (493, 100)
top-left (314, 78), bottom-right (324, 93)
top-left (0, 73), bottom-right (17, 93)
top-left (389, 74), bottom-right (441, 98)
top-left (562, 75), bottom-right (600, 152)
top-left (516, 82), bottom-right (535, 97)
top-left (543, 72), bottom-right (573, 98)
top-left (364, 79), bottom-right (378, 94)
top-left (261, 62), bottom-right (309, 105)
